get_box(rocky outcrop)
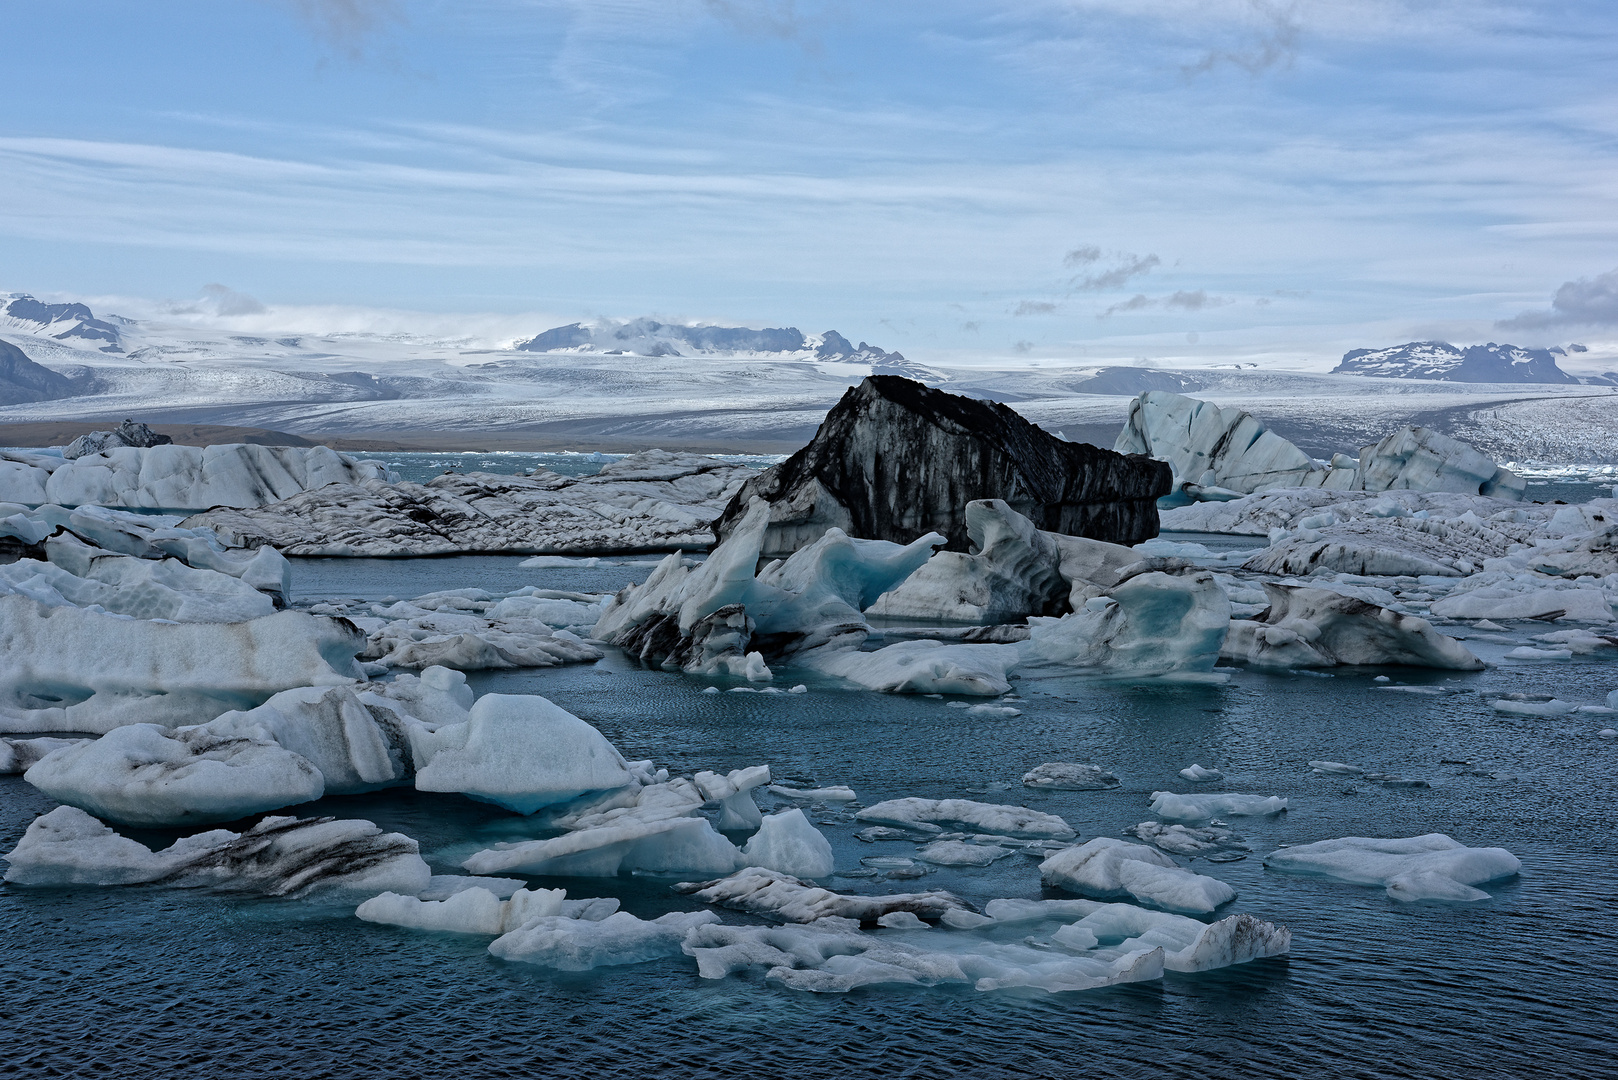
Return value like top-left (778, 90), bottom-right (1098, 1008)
top-left (0, 340), bottom-right (80, 406)
top-left (714, 376), bottom-right (1170, 558)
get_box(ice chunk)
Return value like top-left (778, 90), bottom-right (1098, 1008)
top-left (1179, 763), bottom-right (1223, 782)
top-left (767, 783), bottom-right (856, 802)
top-left (0, 736), bottom-right (87, 774)
top-left (1430, 570), bottom-right (1612, 623)
top-left (1124, 821), bottom-right (1248, 857)
top-left (1018, 570), bottom-right (1231, 680)
top-left (413, 693), bottom-right (634, 814)
top-left (742, 809), bottom-right (835, 879)
top-left (1039, 838), bottom-right (1235, 915)
top-left (1223, 584), bottom-right (1481, 671)
top-left (1022, 762), bottom-right (1120, 790)
top-left (856, 798), bottom-right (1075, 839)
top-left (1264, 833), bottom-right (1520, 902)
top-left (802, 640), bottom-right (1018, 696)
top-left (23, 723), bottom-right (325, 827)
top-left (1309, 760), bottom-right (1364, 775)
top-left (355, 885), bottom-right (566, 935)
top-left (0, 596), bottom-right (366, 735)
top-left (1148, 791), bottom-right (1287, 822)
top-left (1490, 697), bottom-right (1575, 716)
top-left (914, 841), bottom-right (1015, 867)
top-left (678, 865), bottom-right (969, 924)
top-left (877, 910), bottom-right (930, 929)
top-left (489, 909), bottom-right (721, 971)
top-left (39, 443), bottom-right (390, 511)
top-left (3, 806), bottom-right (431, 897)
top-left (695, 765), bottom-right (771, 830)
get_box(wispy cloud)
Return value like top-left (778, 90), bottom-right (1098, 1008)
top-left (1014, 300), bottom-right (1059, 316)
top-left (1182, 0), bottom-right (1301, 76)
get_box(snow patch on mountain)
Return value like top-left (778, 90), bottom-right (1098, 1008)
top-left (1332, 341), bottom-right (1577, 384)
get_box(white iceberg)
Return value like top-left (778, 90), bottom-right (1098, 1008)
top-left (855, 798), bottom-right (1075, 839)
top-left (1039, 838), bottom-right (1236, 915)
top-left (413, 692), bottom-right (635, 814)
top-left (1148, 791), bottom-right (1287, 822)
top-left (356, 885), bottom-right (567, 935)
top-left (1263, 833), bottom-right (1520, 902)
top-left (1223, 583), bottom-right (1482, 670)
top-left (741, 809), bottom-right (835, 878)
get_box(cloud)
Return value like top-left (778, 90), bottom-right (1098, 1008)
top-left (1183, 0), bottom-right (1302, 76)
top-left (1063, 245), bottom-right (1102, 267)
top-left (201, 283), bottom-right (268, 316)
top-left (1012, 339), bottom-right (1033, 353)
top-left (960, 320), bottom-right (980, 332)
top-left (1498, 268), bottom-right (1618, 332)
top-left (1098, 294), bottom-right (1155, 318)
top-left (1097, 290), bottom-right (1230, 317)
top-left (1071, 252), bottom-right (1160, 291)
top-left (280, 0), bottom-right (404, 61)
top-left (1014, 300), bottom-right (1059, 316)
top-left (1164, 290), bottom-right (1230, 310)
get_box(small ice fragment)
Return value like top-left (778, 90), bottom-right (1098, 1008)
top-left (939, 908), bottom-right (995, 930)
top-left (701, 686), bottom-right (720, 694)
top-left (788, 685), bottom-right (808, 694)
top-left (855, 825), bottom-right (940, 842)
top-left (769, 784), bottom-right (857, 802)
top-left (947, 701), bottom-right (971, 709)
top-left (1504, 647), bottom-right (1572, 661)
top-left (1374, 675), bottom-right (1390, 682)
top-left (967, 704), bottom-right (1021, 716)
top-left (1179, 764), bottom-right (1223, 782)
top-left (1473, 620), bottom-right (1507, 631)
top-left (1309, 761), bottom-right (1364, 775)
top-left (1022, 763), bottom-right (1120, 790)
top-left (1491, 698), bottom-right (1575, 716)
top-left (1599, 729), bottom-right (1618, 740)
top-left (861, 856), bottom-right (916, 868)
top-left (877, 911), bottom-right (929, 930)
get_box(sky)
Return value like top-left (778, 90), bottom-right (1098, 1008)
top-left (1, 0), bottom-right (1615, 368)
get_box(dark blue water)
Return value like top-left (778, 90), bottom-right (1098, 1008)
top-left (4, 568), bottom-right (1617, 1077)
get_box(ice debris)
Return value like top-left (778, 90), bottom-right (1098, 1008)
top-left (1039, 838), bottom-right (1236, 915)
top-left (1148, 791), bottom-right (1287, 822)
top-left (855, 798), bottom-right (1076, 839)
top-left (1022, 763), bottom-right (1120, 790)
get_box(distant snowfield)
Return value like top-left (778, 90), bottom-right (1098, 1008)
top-left (4, 310), bottom-right (1618, 462)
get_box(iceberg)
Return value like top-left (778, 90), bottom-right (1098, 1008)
top-left (356, 885), bottom-right (567, 935)
top-left (413, 693), bottom-right (635, 814)
top-left (0, 597), bottom-right (366, 734)
top-left (1039, 838), bottom-right (1236, 915)
top-left (1021, 762), bottom-right (1120, 790)
top-left (1263, 833), bottom-right (1520, 902)
top-left (1017, 569), bottom-right (1231, 680)
top-left (855, 798), bottom-right (1075, 839)
top-left (186, 450), bottom-right (751, 557)
top-left (1148, 791), bottom-right (1287, 822)
top-left (741, 809), bottom-right (835, 879)
top-left (489, 909), bottom-right (721, 971)
top-left (676, 865), bottom-right (970, 924)
top-left (1223, 583), bottom-right (1482, 670)
top-left (3, 805), bottom-right (431, 897)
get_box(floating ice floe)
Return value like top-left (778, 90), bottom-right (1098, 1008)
top-left (1263, 833), bottom-right (1520, 902)
top-left (0, 444), bottom-right (394, 511)
top-left (2, 805), bottom-right (431, 896)
top-left (490, 910), bottom-right (723, 971)
top-left (914, 840), bottom-right (1017, 867)
top-left (1148, 791), bottom-right (1287, 822)
top-left (1429, 571), bottom-right (1613, 623)
top-left (0, 596), bottom-right (367, 734)
top-left (1222, 583), bottom-right (1481, 670)
top-left (356, 885), bottom-right (567, 935)
top-left (855, 798), bottom-right (1076, 839)
top-left (1022, 762), bottom-right (1120, 790)
top-left (0, 501), bottom-right (292, 602)
top-left (1124, 821), bottom-right (1248, 857)
top-left (1179, 764), bottom-right (1223, 782)
top-left (1039, 838), bottom-right (1236, 914)
top-left (766, 783), bottom-right (856, 802)
top-left (1489, 696), bottom-right (1576, 716)
top-left (674, 866), bottom-right (969, 924)
top-left (186, 450), bottom-right (753, 556)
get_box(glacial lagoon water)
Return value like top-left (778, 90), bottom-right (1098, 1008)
top-left (4, 554), bottom-right (1617, 1078)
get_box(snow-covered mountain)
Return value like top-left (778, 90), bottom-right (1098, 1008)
top-left (1, 294), bottom-right (126, 353)
top-left (1332, 341), bottom-right (1579, 384)
top-left (515, 318), bottom-right (935, 378)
